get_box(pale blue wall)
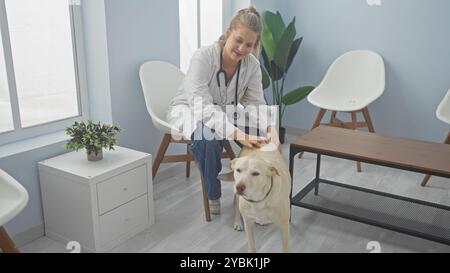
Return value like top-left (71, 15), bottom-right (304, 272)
top-left (104, 0), bottom-right (181, 156)
top-left (83, 0), bottom-right (113, 124)
top-left (274, 0), bottom-right (450, 141)
top-left (224, 0), bottom-right (251, 29)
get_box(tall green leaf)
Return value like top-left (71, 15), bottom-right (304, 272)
top-left (264, 11), bottom-right (286, 44)
top-left (286, 37), bottom-right (302, 71)
top-left (273, 19), bottom-right (296, 73)
top-left (270, 61), bottom-right (284, 81)
top-left (261, 47), bottom-right (272, 78)
top-left (261, 65), bottom-right (270, 90)
top-left (282, 86), bottom-right (315, 105)
top-left (262, 49), bottom-right (284, 82)
top-left (261, 20), bottom-right (276, 60)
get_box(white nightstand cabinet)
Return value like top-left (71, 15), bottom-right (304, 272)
top-left (38, 146), bottom-right (154, 252)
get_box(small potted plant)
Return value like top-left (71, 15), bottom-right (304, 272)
top-left (65, 120), bottom-right (122, 161)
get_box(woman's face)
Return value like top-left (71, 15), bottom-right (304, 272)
top-left (224, 24), bottom-right (258, 64)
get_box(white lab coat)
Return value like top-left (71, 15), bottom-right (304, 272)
top-left (166, 42), bottom-right (267, 140)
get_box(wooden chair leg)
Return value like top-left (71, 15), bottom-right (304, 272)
top-left (312, 108), bottom-right (327, 129)
top-left (224, 141), bottom-right (236, 160)
top-left (351, 112), bottom-right (362, 172)
top-left (200, 172), bottom-right (211, 222)
top-left (152, 134), bottom-right (172, 178)
top-left (421, 175), bottom-right (432, 187)
top-left (421, 131), bottom-right (450, 187)
top-left (298, 108), bottom-right (327, 158)
top-left (186, 144), bottom-right (191, 178)
top-left (362, 107), bottom-right (375, 133)
top-left (0, 227), bottom-right (19, 253)
top-left (330, 111), bottom-right (337, 124)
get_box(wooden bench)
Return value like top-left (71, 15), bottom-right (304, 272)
top-left (289, 125), bottom-right (450, 245)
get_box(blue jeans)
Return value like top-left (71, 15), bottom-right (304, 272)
top-left (190, 123), bottom-right (224, 200)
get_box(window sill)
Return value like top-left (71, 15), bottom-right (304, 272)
top-left (0, 131), bottom-right (70, 159)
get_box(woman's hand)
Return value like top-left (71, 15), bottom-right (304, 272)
top-left (234, 130), bottom-right (267, 149)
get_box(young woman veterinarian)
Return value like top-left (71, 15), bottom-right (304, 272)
top-left (167, 6), bottom-right (278, 215)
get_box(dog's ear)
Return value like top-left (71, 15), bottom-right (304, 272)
top-left (230, 158), bottom-right (238, 170)
top-left (262, 159), bottom-right (280, 177)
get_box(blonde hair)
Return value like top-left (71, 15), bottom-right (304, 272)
top-left (219, 6), bottom-right (262, 58)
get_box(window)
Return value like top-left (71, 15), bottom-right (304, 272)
top-left (0, 0), bottom-right (88, 145)
top-left (179, 0), bottom-right (223, 73)
top-left (0, 22), bottom-right (13, 133)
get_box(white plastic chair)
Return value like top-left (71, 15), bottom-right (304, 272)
top-left (0, 169), bottom-right (29, 253)
top-left (300, 50), bottom-right (385, 172)
top-left (139, 60), bottom-right (192, 178)
top-left (421, 88), bottom-right (450, 186)
top-left (436, 89), bottom-right (450, 125)
top-left (139, 61), bottom-right (235, 222)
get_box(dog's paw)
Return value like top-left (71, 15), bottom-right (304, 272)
top-left (234, 222), bottom-right (244, 232)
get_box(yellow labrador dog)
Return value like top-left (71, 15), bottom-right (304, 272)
top-left (229, 143), bottom-right (291, 253)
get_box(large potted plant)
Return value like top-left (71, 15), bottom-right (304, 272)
top-left (260, 11), bottom-right (315, 143)
top-left (65, 120), bottom-right (122, 161)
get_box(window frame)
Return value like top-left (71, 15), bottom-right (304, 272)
top-left (0, 0), bottom-right (89, 146)
top-left (179, 0), bottom-right (223, 73)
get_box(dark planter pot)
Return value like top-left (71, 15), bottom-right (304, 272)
top-left (87, 149), bottom-right (103, 161)
top-left (279, 126), bottom-right (286, 144)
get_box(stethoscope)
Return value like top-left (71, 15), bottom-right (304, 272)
top-left (216, 49), bottom-right (241, 109)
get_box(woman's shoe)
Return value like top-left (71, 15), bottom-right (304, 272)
top-left (209, 199), bottom-right (221, 215)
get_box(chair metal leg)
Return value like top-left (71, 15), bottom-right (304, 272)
top-left (0, 227), bottom-right (19, 253)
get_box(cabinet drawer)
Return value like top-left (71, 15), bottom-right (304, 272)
top-left (97, 165), bottom-right (147, 215)
top-left (99, 194), bottom-right (149, 245)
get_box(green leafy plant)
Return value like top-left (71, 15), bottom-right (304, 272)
top-left (260, 11), bottom-right (315, 129)
top-left (65, 120), bottom-right (122, 157)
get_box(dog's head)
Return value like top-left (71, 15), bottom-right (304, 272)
top-left (230, 156), bottom-right (280, 200)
